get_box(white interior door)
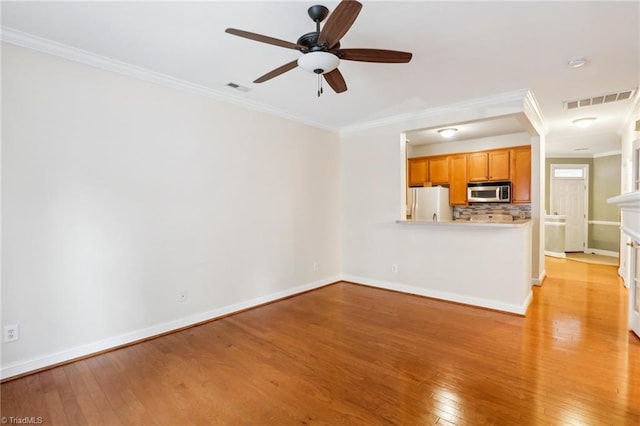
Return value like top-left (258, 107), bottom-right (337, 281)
top-left (551, 165), bottom-right (587, 253)
top-left (632, 243), bottom-right (640, 338)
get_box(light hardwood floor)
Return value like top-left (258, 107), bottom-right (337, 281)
top-left (1, 257), bottom-right (639, 425)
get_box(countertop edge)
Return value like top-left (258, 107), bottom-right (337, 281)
top-left (396, 219), bottom-right (532, 228)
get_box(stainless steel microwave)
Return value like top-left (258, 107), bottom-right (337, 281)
top-left (467, 182), bottom-right (511, 203)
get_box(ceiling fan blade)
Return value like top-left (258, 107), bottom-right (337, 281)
top-left (323, 69), bottom-right (347, 93)
top-left (338, 48), bottom-right (413, 63)
top-left (254, 60), bottom-right (299, 83)
top-left (225, 28), bottom-right (305, 51)
top-left (317, 0), bottom-right (363, 49)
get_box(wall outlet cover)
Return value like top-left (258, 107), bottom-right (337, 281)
top-left (4, 324), bottom-right (19, 343)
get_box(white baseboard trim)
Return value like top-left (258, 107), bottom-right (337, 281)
top-left (585, 248), bottom-right (619, 258)
top-left (523, 289), bottom-right (534, 311)
top-left (544, 251), bottom-right (566, 258)
top-left (532, 270), bottom-right (547, 286)
top-left (0, 276), bottom-right (339, 381)
top-left (341, 275), bottom-right (530, 315)
top-left (619, 268), bottom-right (629, 288)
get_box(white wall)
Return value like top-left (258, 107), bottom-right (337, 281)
top-left (1, 43), bottom-right (341, 377)
top-left (0, 44), bottom-right (548, 379)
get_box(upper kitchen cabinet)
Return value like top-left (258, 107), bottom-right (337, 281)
top-left (467, 149), bottom-right (510, 182)
top-left (407, 145), bottom-right (531, 204)
top-left (429, 156), bottom-right (449, 185)
top-left (449, 154), bottom-right (468, 205)
top-left (467, 152), bottom-right (488, 181)
top-left (510, 146), bottom-right (531, 203)
top-left (488, 150), bottom-right (510, 180)
top-left (408, 157), bottom-right (429, 187)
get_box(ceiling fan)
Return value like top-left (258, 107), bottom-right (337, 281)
top-left (225, 0), bottom-right (412, 97)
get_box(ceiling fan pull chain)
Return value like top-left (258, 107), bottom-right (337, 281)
top-left (317, 74), bottom-right (323, 97)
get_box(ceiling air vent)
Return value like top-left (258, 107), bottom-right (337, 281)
top-left (563, 89), bottom-right (635, 110)
top-left (225, 82), bottom-right (251, 92)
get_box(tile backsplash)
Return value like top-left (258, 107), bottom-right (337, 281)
top-left (453, 204), bottom-right (531, 220)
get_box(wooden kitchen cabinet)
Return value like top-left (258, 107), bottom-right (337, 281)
top-left (510, 146), bottom-right (531, 203)
top-left (449, 154), bottom-right (468, 205)
top-left (408, 157), bottom-right (429, 187)
top-left (429, 156), bottom-right (449, 185)
top-left (407, 145), bottom-right (530, 204)
top-left (467, 149), bottom-right (510, 182)
top-left (467, 152), bottom-right (488, 182)
top-left (489, 150), bottom-right (510, 180)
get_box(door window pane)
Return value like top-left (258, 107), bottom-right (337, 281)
top-left (553, 168), bottom-right (584, 178)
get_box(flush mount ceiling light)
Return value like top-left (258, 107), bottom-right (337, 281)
top-left (297, 51), bottom-right (340, 74)
top-left (572, 117), bottom-right (596, 128)
top-left (438, 128), bottom-right (458, 138)
top-left (567, 57), bottom-right (587, 68)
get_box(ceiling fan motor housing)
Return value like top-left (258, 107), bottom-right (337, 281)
top-left (297, 32), bottom-right (340, 52)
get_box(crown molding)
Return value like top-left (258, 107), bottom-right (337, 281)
top-left (619, 86), bottom-right (640, 135)
top-left (1, 26), bottom-right (337, 133)
top-left (545, 149), bottom-right (621, 159)
top-left (339, 89), bottom-right (532, 135)
top-left (0, 27), bottom-right (553, 139)
top-left (545, 153), bottom-right (592, 158)
top-left (592, 150), bottom-right (622, 158)
top-left (0, 26), bottom-right (556, 139)
top-left (522, 90), bottom-right (546, 136)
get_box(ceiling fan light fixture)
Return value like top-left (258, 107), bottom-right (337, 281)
top-left (297, 51), bottom-right (340, 74)
top-left (572, 117), bottom-right (596, 128)
top-left (225, 0), bottom-right (410, 94)
top-left (438, 128), bottom-right (458, 138)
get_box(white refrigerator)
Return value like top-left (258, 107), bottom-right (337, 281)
top-left (408, 187), bottom-right (453, 222)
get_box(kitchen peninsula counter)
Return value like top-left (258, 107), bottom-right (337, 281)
top-left (396, 219), bottom-right (532, 228)
top-left (348, 218), bottom-right (534, 315)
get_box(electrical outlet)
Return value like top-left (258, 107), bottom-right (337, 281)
top-left (179, 289), bottom-right (187, 303)
top-left (391, 264), bottom-right (398, 273)
top-left (312, 262), bottom-right (319, 272)
top-left (4, 324), bottom-right (19, 343)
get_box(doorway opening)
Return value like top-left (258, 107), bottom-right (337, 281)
top-left (550, 164), bottom-right (589, 253)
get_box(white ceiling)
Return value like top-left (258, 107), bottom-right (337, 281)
top-left (406, 114), bottom-right (526, 146)
top-left (2, 1), bottom-right (639, 156)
